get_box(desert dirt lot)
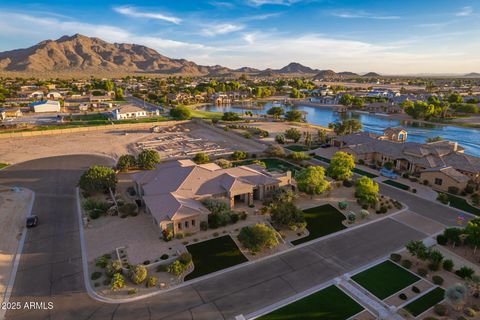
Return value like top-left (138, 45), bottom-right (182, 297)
top-left (0, 122), bottom-right (265, 165)
top-left (0, 186), bottom-right (32, 303)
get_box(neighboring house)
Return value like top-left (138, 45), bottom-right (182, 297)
top-left (420, 166), bottom-right (469, 192)
top-left (46, 91), bottom-right (62, 100)
top-left (29, 91), bottom-right (45, 99)
top-left (111, 104), bottom-right (147, 120)
top-left (332, 128), bottom-right (480, 182)
top-left (133, 160), bottom-right (292, 236)
top-left (366, 102), bottom-right (403, 114)
top-left (382, 127), bottom-right (407, 142)
top-left (90, 95), bottom-right (112, 104)
top-left (30, 100), bottom-right (61, 113)
top-left (0, 108), bottom-right (23, 120)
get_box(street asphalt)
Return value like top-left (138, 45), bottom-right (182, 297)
top-left (0, 155), bottom-right (466, 320)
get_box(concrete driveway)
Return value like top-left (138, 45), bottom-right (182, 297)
top-left (0, 154), bottom-right (465, 320)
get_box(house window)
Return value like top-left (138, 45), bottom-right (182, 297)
top-left (434, 178), bottom-right (443, 185)
top-left (178, 223), bottom-right (182, 230)
top-left (185, 221), bottom-right (189, 228)
top-left (192, 219), bottom-right (196, 226)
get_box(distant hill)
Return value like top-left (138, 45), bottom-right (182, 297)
top-left (337, 71), bottom-right (359, 77)
top-left (0, 34), bottom-right (230, 76)
top-left (275, 62), bottom-right (318, 74)
top-left (313, 70), bottom-right (339, 80)
top-left (235, 66), bottom-right (260, 73)
top-left (363, 72), bottom-right (381, 77)
top-left (465, 72), bottom-right (480, 78)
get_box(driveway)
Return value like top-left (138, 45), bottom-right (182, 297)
top-left (0, 154), bottom-right (464, 320)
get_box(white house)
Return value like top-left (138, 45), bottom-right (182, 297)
top-left (29, 91), bottom-right (45, 99)
top-left (46, 91), bottom-right (62, 100)
top-left (112, 104), bottom-right (147, 120)
top-left (31, 100), bottom-right (61, 113)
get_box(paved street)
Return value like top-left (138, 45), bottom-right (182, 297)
top-left (0, 155), bottom-right (465, 320)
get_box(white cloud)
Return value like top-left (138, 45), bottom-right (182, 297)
top-left (201, 23), bottom-right (244, 36)
top-left (246, 0), bottom-right (303, 7)
top-left (113, 6), bottom-right (182, 24)
top-left (329, 10), bottom-right (400, 20)
top-left (456, 6), bottom-right (473, 17)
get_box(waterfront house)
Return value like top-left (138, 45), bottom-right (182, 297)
top-left (420, 166), bottom-right (469, 192)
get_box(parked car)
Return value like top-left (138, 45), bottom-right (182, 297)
top-left (26, 215), bottom-right (39, 228)
top-left (380, 168), bottom-right (398, 179)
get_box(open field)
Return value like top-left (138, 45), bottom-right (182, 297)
top-left (0, 186), bottom-right (32, 303)
top-left (403, 287), bottom-right (445, 317)
top-left (351, 260), bottom-right (420, 300)
top-left (258, 285), bottom-right (364, 320)
top-left (185, 235), bottom-right (248, 281)
top-left (291, 204), bottom-right (347, 245)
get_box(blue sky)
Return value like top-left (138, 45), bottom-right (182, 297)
top-left (0, 0), bottom-right (479, 74)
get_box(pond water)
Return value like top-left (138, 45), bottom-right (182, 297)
top-left (200, 102), bottom-right (480, 157)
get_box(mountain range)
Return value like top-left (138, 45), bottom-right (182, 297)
top-left (1, 34), bottom-right (475, 78)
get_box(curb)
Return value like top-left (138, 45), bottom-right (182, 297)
top-left (0, 188), bottom-right (35, 320)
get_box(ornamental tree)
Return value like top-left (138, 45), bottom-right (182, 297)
top-left (137, 150), bottom-right (160, 170)
top-left (295, 166), bottom-right (330, 195)
top-left (238, 224), bottom-right (279, 252)
top-left (79, 165), bottom-right (117, 193)
top-left (355, 176), bottom-right (379, 204)
top-left (328, 151), bottom-right (355, 181)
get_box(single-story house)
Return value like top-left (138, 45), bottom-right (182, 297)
top-left (420, 166), bottom-right (469, 192)
top-left (133, 159), bottom-right (292, 235)
top-left (0, 108), bottom-right (23, 120)
top-left (30, 100), bottom-right (61, 113)
top-left (111, 104), bottom-right (147, 120)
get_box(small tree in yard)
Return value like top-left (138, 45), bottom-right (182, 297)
top-left (285, 128), bottom-right (301, 143)
top-left (288, 151), bottom-right (310, 161)
top-left (238, 224), bottom-right (279, 253)
top-left (169, 105), bottom-right (191, 120)
top-left (285, 110), bottom-right (303, 122)
top-left (445, 284), bottom-right (468, 310)
top-left (355, 176), bottom-right (379, 204)
top-left (328, 152), bottom-right (355, 181)
top-left (129, 264), bottom-right (148, 284)
top-left (465, 218), bottom-right (480, 255)
top-left (116, 154), bottom-right (137, 171)
top-left (111, 273), bottom-right (125, 291)
top-left (167, 260), bottom-right (185, 276)
top-left (295, 166), bottom-right (329, 196)
top-left (79, 166), bottom-right (117, 194)
top-left (270, 201), bottom-right (306, 230)
top-left (193, 152), bottom-right (209, 164)
top-left (231, 150), bottom-right (248, 160)
top-left (146, 276), bottom-right (158, 288)
top-left (215, 158), bottom-right (232, 168)
top-left (137, 150), bottom-right (160, 170)
top-left (222, 112), bottom-right (241, 121)
top-left (275, 134), bottom-right (286, 144)
top-left (265, 144), bottom-right (286, 157)
top-left (106, 260), bottom-right (123, 277)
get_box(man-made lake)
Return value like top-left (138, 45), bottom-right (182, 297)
top-left (200, 102), bottom-right (480, 157)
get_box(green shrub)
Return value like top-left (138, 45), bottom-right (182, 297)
top-left (443, 259), bottom-right (454, 271)
top-left (399, 293), bottom-right (407, 300)
top-left (193, 152), bottom-right (209, 164)
top-left (390, 253), bottom-right (401, 262)
top-left (432, 275), bottom-right (444, 285)
top-left (230, 213), bottom-right (240, 223)
top-left (402, 259), bottom-right (412, 269)
top-left (418, 268), bottom-right (428, 277)
top-left (412, 286), bottom-right (420, 293)
top-left (128, 288), bottom-right (138, 295)
top-left (200, 221), bottom-right (208, 230)
top-left (137, 149), bottom-right (161, 170)
top-left (167, 260), bottom-right (185, 276)
top-left (110, 273), bottom-right (125, 291)
top-left (436, 234), bottom-right (447, 245)
top-left (119, 203), bottom-right (137, 216)
top-left (433, 304), bottom-right (447, 316)
top-left (465, 308), bottom-right (476, 317)
top-left (238, 224), bottom-right (279, 253)
top-left (178, 252), bottom-right (192, 266)
top-left (79, 165), bottom-right (117, 194)
top-left (91, 271), bottom-right (102, 280)
top-left (84, 198), bottom-right (111, 219)
top-left (160, 254), bottom-right (169, 260)
top-left (437, 193), bottom-right (449, 204)
top-left (146, 276), bottom-right (158, 288)
top-left (143, 260), bottom-right (150, 265)
top-left (95, 255), bottom-right (109, 268)
top-left (116, 154), bottom-right (137, 171)
top-left (343, 180), bottom-right (354, 187)
top-left (105, 260), bottom-right (122, 277)
top-left (129, 264), bottom-right (148, 284)
top-left (231, 150), bottom-right (248, 160)
top-left (162, 229), bottom-right (173, 241)
top-left (456, 266), bottom-right (475, 279)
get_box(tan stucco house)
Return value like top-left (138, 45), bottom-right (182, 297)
top-left (133, 159), bottom-right (291, 236)
top-left (420, 166), bottom-right (469, 192)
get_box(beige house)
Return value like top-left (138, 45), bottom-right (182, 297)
top-left (133, 160), bottom-right (291, 236)
top-left (332, 128), bottom-right (480, 184)
top-left (382, 127), bottom-right (407, 142)
top-left (420, 166), bottom-right (469, 192)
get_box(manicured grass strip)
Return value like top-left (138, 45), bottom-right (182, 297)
top-left (185, 235), bottom-right (248, 280)
top-left (351, 260), bottom-right (420, 300)
top-left (404, 287), bottom-right (445, 317)
top-left (291, 204), bottom-right (346, 246)
top-left (383, 179), bottom-right (410, 191)
top-left (235, 158), bottom-right (302, 175)
top-left (0, 163), bottom-right (9, 170)
top-left (258, 285), bottom-right (364, 320)
top-left (446, 194), bottom-right (480, 215)
top-left (313, 155), bottom-right (331, 163)
top-left (285, 145), bottom-right (313, 152)
top-left (353, 168), bottom-right (378, 178)
top-left (190, 109), bottom-right (223, 119)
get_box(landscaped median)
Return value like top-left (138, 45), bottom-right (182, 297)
top-left (0, 163), bottom-right (9, 170)
top-left (403, 287), bottom-right (445, 317)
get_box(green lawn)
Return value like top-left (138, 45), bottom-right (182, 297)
top-left (291, 204), bottom-right (347, 246)
top-left (446, 194), bottom-right (480, 215)
top-left (185, 235), bottom-right (248, 280)
top-left (403, 287), bottom-right (445, 317)
top-left (258, 285), bottom-right (364, 320)
top-left (351, 260), bottom-right (420, 300)
top-left (313, 155), bottom-right (331, 163)
top-left (383, 179), bottom-right (410, 191)
top-left (0, 163), bottom-right (9, 170)
top-left (190, 109), bottom-right (223, 119)
top-left (353, 168), bottom-right (378, 178)
top-left (235, 158), bottom-right (302, 175)
top-left (285, 145), bottom-right (316, 152)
